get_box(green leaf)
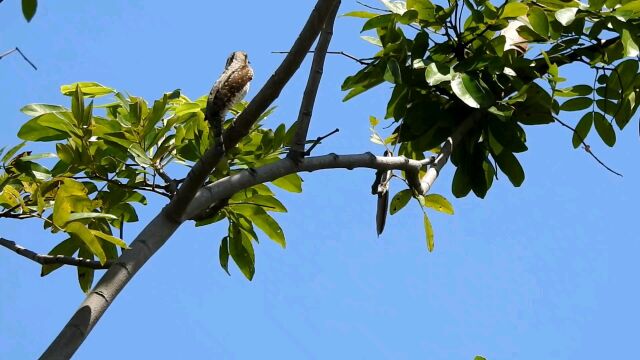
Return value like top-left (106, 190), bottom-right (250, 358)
top-left (593, 112), bottom-right (616, 146)
top-left (423, 194), bottom-right (454, 215)
top-left (621, 29), bottom-right (639, 57)
top-left (41, 237), bottom-right (79, 276)
top-left (18, 116), bottom-right (71, 142)
top-left (67, 212), bottom-right (118, 222)
top-left (451, 72), bottom-right (494, 108)
top-left (228, 225), bottom-right (255, 280)
top-left (369, 115), bottom-right (380, 127)
top-left (475, 357), bottom-right (487, 360)
top-left (362, 14), bottom-right (396, 31)
top-left (361, 35), bottom-right (383, 46)
top-left (614, 1), bottom-right (640, 19)
top-left (528, 7), bottom-right (549, 38)
top-left (452, 167), bottom-right (471, 198)
top-left (61, 82), bottom-right (114, 97)
top-left (425, 63), bottom-right (452, 86)
top-left (66, 222), bottom-right (107, 265)
top-left (343, 11), bottom-right (378, 18)
top-left (271, 173), bottom-right (303, 193)
top-left (77, 245), bottom-right (95, 293)
top-left (233, 195), bottom-right (287, 213)
top-left (494, 152), bottom-right (525, 187)
top-left (560, 97), bottom-right (592, 111)
top-left (501, 2), bottom-right (528, 18)
top-left (1, 142), bottom-right (26, 163)
top-left (20, 104), bottom-right (68, 117)
top-left (423, 213), bottom-right (434, 252)
top-left (389, 189), bottom-right (412, 215)
top-left (219, 236), bottom-right (231, 275)
top-left (233, 205), bottom-right (286, 248)
top-left (555, 85), bottom-right (592, 97)
top-left (91, 230), bottom-right (128, 249)
top-left (573, 112), bottom-right (594, 148)
top-left (555, 7), bottom-right (578, 26)
top-left (384, 58), bottom-right (403, 84)
top-left (22, 0), bottom-right (37, 22)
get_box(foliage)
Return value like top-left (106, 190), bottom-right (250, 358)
top-left (344, 0), bottom-right (640, 200)
top-left (0, 82), bottom-right (296, 289)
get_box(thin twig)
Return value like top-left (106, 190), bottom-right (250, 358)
top-left (304, 128), bottom-right (340, 155)
top-left (356, 0), bottom-right (388, 12)
top-left (0, 47), bottom-right (38, 70)
top-left (288, 1), bottom-right (341, 161)
top-left (554, 117), bottom-right (623, 177)
top-left (272, 50), bottom-right (371, 65)
top-left (0, 237), bottom-right (113, 270)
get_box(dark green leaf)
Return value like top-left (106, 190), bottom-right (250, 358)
top-left (560, 97), bottom-right (593, 111)
top-left (573, 112), bottom-right (594, 148)
top-left (22, 0), bottom-right (37, 22)
top-left (77, 244), bottom-right (95, 293)
top-left (219, 237), bottom-right (231, 275)
top-left (494, 151), bottom-right (525, 187)
top-left (41, 238), bottom-right (79, 276)
top-left (452, 167), bottom-right (472, 198)
top-left (593, 112), bottom-right (616, 146)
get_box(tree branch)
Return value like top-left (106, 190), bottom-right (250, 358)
top-left (41, 1), bottom-right (340, 358)
top-left (0, 238), bottom-right (113, 270)
top-left (183, 133), bottom-right (482, 222)
top-left (288, 1), bottom-right (341, 160)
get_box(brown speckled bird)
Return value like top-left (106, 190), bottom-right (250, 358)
top-left (206, 51), bottom-right (254, 151)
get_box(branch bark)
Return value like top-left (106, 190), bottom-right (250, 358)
top-left (288, 1), bottom-right (340, 160)
top-left (0, 238), bottom-right (113, 270)
top-left (41, 1), bottom-right (339, 358)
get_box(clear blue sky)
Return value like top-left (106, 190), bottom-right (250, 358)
top-left (1, 1), bottom-right (638, 359)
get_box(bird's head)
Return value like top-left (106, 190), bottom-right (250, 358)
top-left (225, 51), bottom-right (249, 68)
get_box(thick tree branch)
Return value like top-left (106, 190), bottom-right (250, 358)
top-left (0, 238), bottom-right (113, 270)
top-left (288, 1), bottom-right (340, 160)
top-left (41, 1), bottom-right (340, 358)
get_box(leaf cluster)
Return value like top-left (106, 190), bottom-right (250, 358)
top-left (345, 0), bottom-right (640, 198)
top-left (1, 82), bottom-right (298, 288)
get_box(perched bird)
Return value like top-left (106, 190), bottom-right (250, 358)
top-left (371, 150), bottom-right (393, 236)
top-left (206, 51), bottom-right (254, 152)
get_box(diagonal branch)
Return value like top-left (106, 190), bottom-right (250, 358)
top-left (0, 237), bottom-right (113, 270)
top-left (41, 1), bottom-right (341, 358)
top-left (288, 1), bottom-right (341, 160)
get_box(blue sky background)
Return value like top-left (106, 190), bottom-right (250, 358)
top-left (1, 1), bottom-right (638, 359)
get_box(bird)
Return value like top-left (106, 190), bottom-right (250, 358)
top-left (206, 51), bottom-right (254, 152)
top-left (371, 150), bottom-right (393, 236)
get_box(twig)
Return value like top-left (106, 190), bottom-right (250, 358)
top-left (272, 50), bottom-right (371, 65)
top-left (554, 117), bottom-right (623, 177)
top-left (304, 128), bottom-right (340, 155)
top-left (288, 1), bottom-right (340, 161)
top-left (0, 237), bottom-right (113, 270)
top-left (356, 0), bottom-right (388, 12)
top-left (0, 47), bottom-right (38, 70)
